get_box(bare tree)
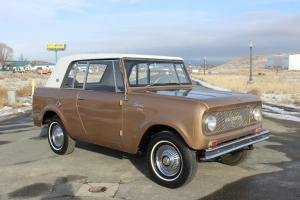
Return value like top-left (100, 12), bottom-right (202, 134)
top-left (0, 43), bottom-right (13, 67)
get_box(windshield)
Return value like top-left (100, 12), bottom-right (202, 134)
top-left (125, 60), bottom-right (191, 87)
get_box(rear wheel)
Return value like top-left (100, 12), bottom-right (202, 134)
top-left (147, 131), bottom-right (198, 188)
top-left (48, 116), bottom-right (76, 155)
top-left (218, 149), bottom-right (250, 166)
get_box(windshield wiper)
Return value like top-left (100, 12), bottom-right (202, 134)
top-left (146, 82), bottom-right (181, 87)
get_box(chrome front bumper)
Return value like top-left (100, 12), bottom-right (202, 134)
top-left (200, 130), bottom-right (270, 160)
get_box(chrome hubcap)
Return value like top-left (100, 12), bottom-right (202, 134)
top-left (153, 142), bottom-right (182, 178)
top-left (50, 123), bottom-right (64, 150)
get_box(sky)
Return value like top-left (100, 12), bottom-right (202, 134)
top-left (1, 0), bottom-right (300, 64)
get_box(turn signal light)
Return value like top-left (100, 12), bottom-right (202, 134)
top-left (209, 140), bottom-right (220, 148)
top-left (255, 127), bottom-right (262, 133)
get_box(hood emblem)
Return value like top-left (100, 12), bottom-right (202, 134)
top-left (225, 115), bottom-right (242, 123)
top-left (133, 102), bottom-right (144, 112)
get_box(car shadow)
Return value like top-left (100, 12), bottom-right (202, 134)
top-left (76, 141), bottom-right (151, 180)
top-left (0, 113), bottom-right (32, 126)
top-left (35, 124), bottom-right (151, 181)
top-left (0, 113), bottom-right (35, 135)
top-left (200, 128), bottom-right (300, 200)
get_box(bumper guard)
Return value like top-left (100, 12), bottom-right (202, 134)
top-left (200, 130), bottom-right (270, 160)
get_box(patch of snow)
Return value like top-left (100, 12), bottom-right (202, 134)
top-left (22, 102), bottom-right (31, 106)
top-left (263, 112), bottom-right (300, 123)
top-left (261, 93), bottom-right (297, 108)
top-left (262, 104), bottom-right (300, 115)
top-left (0, 105), bottom-right (32, 117)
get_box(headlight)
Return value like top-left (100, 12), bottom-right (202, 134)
top-left (252, 107), bottom-right (262, 121)
top-left (205, 115), bottom-right (217, 132)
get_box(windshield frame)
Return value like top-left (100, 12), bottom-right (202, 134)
top-left (124, 59), bottom-right (192, 88)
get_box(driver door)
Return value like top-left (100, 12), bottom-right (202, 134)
top-left (76, 60), bottom-right (125, 150)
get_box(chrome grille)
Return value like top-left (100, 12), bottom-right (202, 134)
top-left (213, 107), bottom-right (250, 132)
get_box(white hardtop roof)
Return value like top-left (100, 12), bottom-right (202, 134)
top-left (60, 53), bottom-right (183, 62)
top-left (46, 53), bottom-right (184, 88)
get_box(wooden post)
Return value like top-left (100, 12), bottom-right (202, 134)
top-left (32, 79), bottom-right (36, 96)
top-left (7, 91), bottom-right (16, 106)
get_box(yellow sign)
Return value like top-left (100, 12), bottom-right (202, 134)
top-left (47, 43), bottom-right (66, 51)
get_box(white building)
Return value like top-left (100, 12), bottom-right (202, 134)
top-left (267, 53), bottom-right (300, 70)
top-left (289, 54), bottom-right (300, 70)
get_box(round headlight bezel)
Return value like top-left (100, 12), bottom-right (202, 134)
top-left (252, 107), bottom-right (262, 121)
top-left (205, 115), bottom-right (217, 132)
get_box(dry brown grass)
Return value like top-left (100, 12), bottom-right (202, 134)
top-left (193, 72), bottom-right (300, 95)
top-left (16, 85), bottom-right (32, 97)
top-left (0, 87), bottom-right (7, 107)
top-left (293, 94), bottom-right (300, 106)
top-left (0, 72), bottom-right (49, 80)
top-left (247, 88), bottom-right (262, 96)
top-left (192, 69), bottom-right (300, 105)
top-left (0, 72), bottom-right (48, 108)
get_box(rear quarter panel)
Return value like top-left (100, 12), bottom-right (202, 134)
top-left (33, 88), bottom-right (87, 141)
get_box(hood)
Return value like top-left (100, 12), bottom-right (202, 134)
top-left (146, 87), bottom-right (261, 108)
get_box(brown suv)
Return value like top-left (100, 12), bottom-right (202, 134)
top-left (33, 54), bottom-right (270, 188)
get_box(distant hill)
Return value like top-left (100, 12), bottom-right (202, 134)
top-left (212, 55), bottom-right (268, 73)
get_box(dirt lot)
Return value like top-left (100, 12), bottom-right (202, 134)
top-left (0, 113), bottom-right (299, 200)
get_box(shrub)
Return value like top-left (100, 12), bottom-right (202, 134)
top-left (0, 87), bottom-right (7, 107)
top-left (16, 85), bottom-right (32, 97)
top-left (247, 88), bottom-right (262, 96)
top-left (293, 94), bottom-right (300, 106)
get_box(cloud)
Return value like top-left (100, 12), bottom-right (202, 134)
top-left (1, 1), bottom-right (300, 63)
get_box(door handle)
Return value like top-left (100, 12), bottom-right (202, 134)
top-left (78, 97), bottom-right (86, 101)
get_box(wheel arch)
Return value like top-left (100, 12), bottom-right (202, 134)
top-left (42, 110), bottom-right (59, 124)
top-left (138, 124), bottom-right (190, 153)
top-left (41, 107), bottom-right (69, 132)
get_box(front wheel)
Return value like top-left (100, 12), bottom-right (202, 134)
top-left (147, 131), bottom-right (198, 188)
top-left (48, 116), bottom-right (76, 155)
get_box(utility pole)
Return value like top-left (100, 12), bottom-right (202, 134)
top-left (203, 57), bottom-right (207, 75)
top-left (55, 50), bottom-right (58, 63)
top-left (47, 43), bottom-right (66, 63)
top-left (249, 40), bottom-right (253, 82)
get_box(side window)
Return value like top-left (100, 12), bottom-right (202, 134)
top-left (63, 64), bottom-right (76, 88)
top-left (62, 61), bottom-right (88, 89)
top-left (62, 60), bottom-right (124, 92)
top-left (85, 60), bottom-right (124, 92)
top-left (86, 62), bottom-right (108, 87)
top-left (74, 62), bottom-right (88, 88)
